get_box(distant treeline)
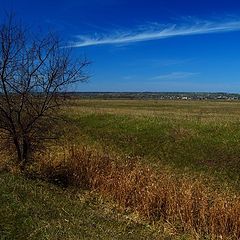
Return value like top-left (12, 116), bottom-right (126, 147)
top-left (63, 92), bottom-right (240, 100)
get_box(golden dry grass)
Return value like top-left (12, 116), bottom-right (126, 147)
top-left (37, 146), bottom-right (240, 239)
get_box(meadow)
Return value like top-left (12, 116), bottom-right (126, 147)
top-left (63, 99), bottom-right (240, 190)
top-left (1, 99), bottom-right (240, 239)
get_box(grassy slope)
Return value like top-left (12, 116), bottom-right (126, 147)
top-left (63, 99), bottom-right (240, 190)
top-left (0, 172), bottom-right (170, 240)
top-left (1, 99), bottom-right (240, 239)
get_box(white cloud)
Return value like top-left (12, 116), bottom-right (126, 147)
top-left (67, 18), bottom-right (240, 48)
top-left (151, 72), bottom-right (199, 80)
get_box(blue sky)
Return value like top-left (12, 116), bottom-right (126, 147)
top-left (2, 0), bottom-right (240, 92)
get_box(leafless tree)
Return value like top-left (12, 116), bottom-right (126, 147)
top-left (0, 14), bottom-right (89, 170)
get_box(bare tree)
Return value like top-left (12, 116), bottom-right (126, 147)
top-left (0, 14), bottom-right (89, 170)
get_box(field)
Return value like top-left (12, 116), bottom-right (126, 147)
top-left (63, 99), bottom-right (240, 190)
top-left (1, 99), bottom-right (240, 239)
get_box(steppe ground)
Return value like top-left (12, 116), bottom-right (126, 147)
top-left (1, 99), bottom-right (240, 239)
top-left (63, 99), bottom-right (240, 190)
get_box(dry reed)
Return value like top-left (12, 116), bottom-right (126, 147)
top-left (38, 146), bottom-right (240, 239)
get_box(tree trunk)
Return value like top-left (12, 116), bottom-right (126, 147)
top-left (22, 137), bottom-right (30, 167)
top-left (13, 136), bottom-right (24, 170)
top-left (13, 135), bottom-right (30, 172)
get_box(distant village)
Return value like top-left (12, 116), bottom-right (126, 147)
top-left (69, 92), bottom-right (240, 100)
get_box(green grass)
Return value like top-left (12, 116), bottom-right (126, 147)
top-left (2, 99), bottom-right (240, 239)
top-left (62, 99), bottom-right (240, 190)
top-left (0, 171), bottom-right (172, 240)
top-left (64, 99), bottom-right (240, 121)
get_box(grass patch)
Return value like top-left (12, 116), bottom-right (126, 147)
top-left (0, 171), bottom-right (166, 240)
top-left (64, 111), bottom-right (240, 190)
top-left (32, 146), bottom-right (240, 239)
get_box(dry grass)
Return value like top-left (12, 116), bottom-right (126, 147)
top-left (36, 146), bottom-right (240, 239)
top-left (63, 99), bottom-right (240, 123)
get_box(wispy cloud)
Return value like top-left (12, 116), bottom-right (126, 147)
top-left (122, 75), bottom-right (136, 80)
top-left (151, 72), bottom-right (199, 80)
top-left (147, 58), bottom-right (194, 67)
top-left (67, 18), bottom-right (240, 48)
